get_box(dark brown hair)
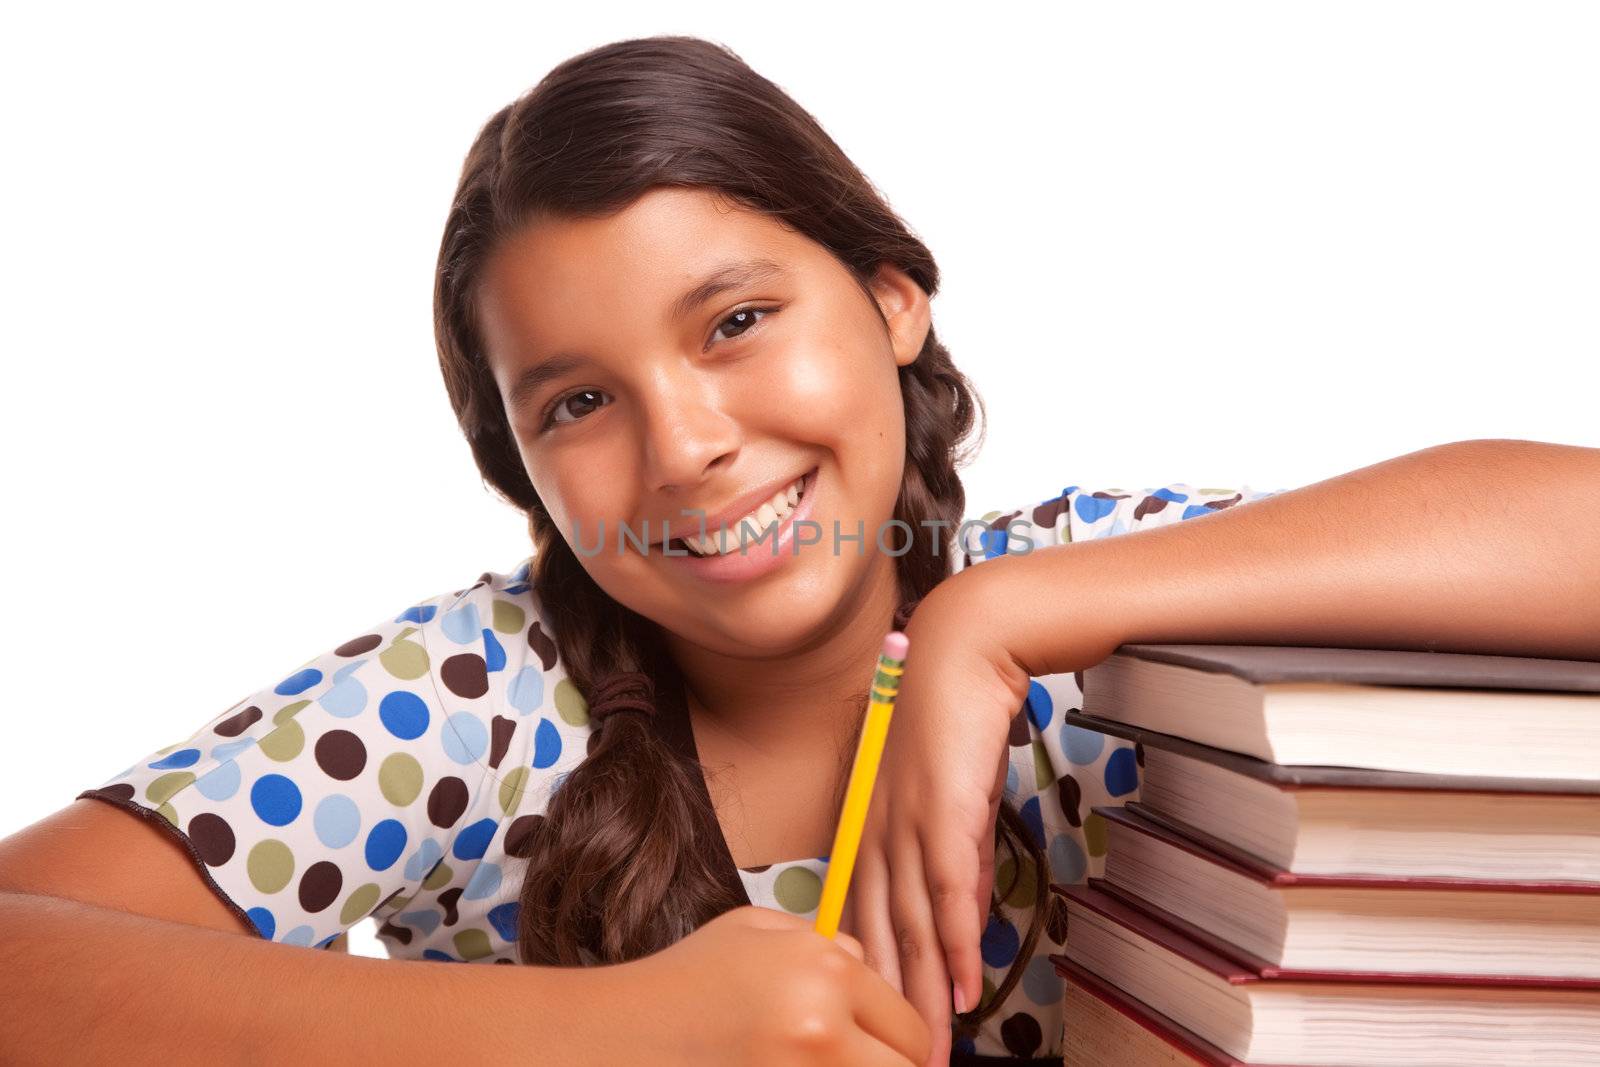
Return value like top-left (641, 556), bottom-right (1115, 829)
top-left (432, 34), bottom-right (1049, 1034)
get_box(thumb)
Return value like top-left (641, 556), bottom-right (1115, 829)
top-left (830, 929), bottom-right (867, 963)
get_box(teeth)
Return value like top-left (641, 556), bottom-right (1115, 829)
top-left (682, 474), bottom-right (807, 557)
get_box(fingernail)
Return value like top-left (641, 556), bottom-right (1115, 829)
top-left (952, 979), bottom-right (967, 1014)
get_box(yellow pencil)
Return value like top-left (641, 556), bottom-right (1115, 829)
top-left (814, 630), bottom-right (910, 939)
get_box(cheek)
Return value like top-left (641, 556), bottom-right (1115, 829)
top-left (760, 337), bottom-right (903, 444)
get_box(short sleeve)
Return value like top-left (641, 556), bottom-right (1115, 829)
top-left (75, 562), bottom-right (540, 951)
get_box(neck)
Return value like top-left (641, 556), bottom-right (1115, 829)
top-left (661, 552), bottom-right (902, 767)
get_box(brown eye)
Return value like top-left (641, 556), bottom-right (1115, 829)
top-left (544, 388), bottom-right (610, 429)
top-left (710, 306), bottom-right (777, 344)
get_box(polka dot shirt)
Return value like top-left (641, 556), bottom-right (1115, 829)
top-left (79, 482), bottom-right (1280, 1064)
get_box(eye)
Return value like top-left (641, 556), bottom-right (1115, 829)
top-left (709, 305), bottom-right (778, 346)
top-left (540, 388), bottom-right (610, 431)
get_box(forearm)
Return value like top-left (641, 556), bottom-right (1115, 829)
top-left (0, 890), bottom-right (619, 1063)
top-left (971, 438), bottom-right (1600, 677)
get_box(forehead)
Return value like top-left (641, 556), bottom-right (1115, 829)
top-left (476, 186), bottom-right (818, 365)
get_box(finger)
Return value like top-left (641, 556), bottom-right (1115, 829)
top-left (965, 748), bottom-right (1008, 1011)
top-left (888, 834), bottom-right (953, 1067)
top-left (838, 1024), bottom-right (929, 1067)
top-left (921, 820), bottom-right (985, 1020)
top-left (848, 840), bottom-right (905, 994)
top-left (843, 945), bottom-right (936, 1066)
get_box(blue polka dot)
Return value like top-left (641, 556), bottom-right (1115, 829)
top-left (443, 712), bottom-right (488, 764)
top-left (980, 914), bottom-right (1020, 968)
top-left (250, 774), bottom-right (302, 826)
top-left (441, 601), bottom-right (482, 645)
top-left (365, 819), bottom-right (408, 871)
top-left (953, 1035), bottom-right (976, 1055)
top-left (1181, 504), bottom-right (1212, 520)
top-left (195, 761), bottom-right (242, 801)
top-left (531, 718), bottom-right (562, 769)
top-left (379, 690), bottom-right (430, 741)
top-left (421, 949), bottom-right (460, 962)
top-left (1104, 746), bottom-right (1139, 797)
top-left (1022, 953), bottom-right (1064, 1004)
top-left (1049, 832), bottom-right (1087, 883)
top-left (482, 627), bottom-right (506, 672)
top-left (313, 794), bottom-right (362, 849)
top-left (148, 748), bottom-right (201, 770)
top-left (1061, 724), bottom-right (1105, 766)
top-left (1019, 796), bottom-right (1045, 850)
top-left (246, 907), bottom-right (276, 940)
top-left (464, 861), bottom-right (503, 901)
top-left (488, 901), bottom-right (520, 942)
top-left (210, 738), bottom-right (256, 761)
top-left (508, 666), bottom-right (544, 715)
top-left (275, 668), bottom-right (323, 696)
top-left (316, 932), bottom-right (340, 949)
top-left (1025, 681), bottom-right (1053, 731)
top-left (396, 603), bottom-right (437, 624)
top-left (403, 838), bottom-right (444, 882)
top-left (281, 924), bottom-right (316, 947)
top-left (401, 909), bottom-right (442, 937)
top-left (1153, 487), bottom-right (1189, 503)
top-left (1004, 761), bottom-right (1020, 800)
top-left (319, 663), bottom-right (369, 718)
top-left (1074, 495), bottom-right (1116, 523)
top-left (452, 817), bottom-right (498, 862)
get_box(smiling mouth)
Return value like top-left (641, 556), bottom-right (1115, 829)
top-left (663, 467), bottom-right (816, 557)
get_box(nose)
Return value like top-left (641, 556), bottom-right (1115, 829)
top-left (639, 366), bottom-right (743, 492)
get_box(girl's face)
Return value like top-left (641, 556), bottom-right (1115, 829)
top-left (476, 186), bottom-right (931, 656)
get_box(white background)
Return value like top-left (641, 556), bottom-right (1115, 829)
top-left (3, 3), bottom-right (1596, 957)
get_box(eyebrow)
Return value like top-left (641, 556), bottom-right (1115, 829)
top-left (505, 257), bottom-right (791, 413)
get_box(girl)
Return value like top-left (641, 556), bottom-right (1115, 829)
top-left (3, 33), bottom-right (1595, 1067)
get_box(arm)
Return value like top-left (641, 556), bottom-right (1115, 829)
top-left (0, 890), bottom-right (623, 1062)
top-left (967, 438), bottom-right (1600, 673)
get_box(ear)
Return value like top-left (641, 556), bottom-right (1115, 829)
top-left (868, 262), bottom-right (932, 368)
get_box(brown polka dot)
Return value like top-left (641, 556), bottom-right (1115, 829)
top-left (474, 571), bottom-right (493, 587)
top-left (377, 919), bottom-right (413, 946)
top-left (744, 863), bottom-right (772, 874)
top-left (1135, 742), bottom-right (1146, 767)
top-left (1000, 1011), bottom-right (1043, 1056)
top-left (441, 653), bottom-right (489, 699)
top-left (489, 715), bottom-right (516, 770)
top-left (298, 861), bottom-right (343, 913)
top-left (99, 783), bottom-right (136, 802)
top-left (504, 814), bottom-right (544, 858)
top-left (493, 957), bottom-right (515, 965)
top-left (438, 886), bottom-right (463, 926)
top-left (335, 633), bottom-right (383, 657)
top-left (214, 706), bottom-right (262, 737)
top-left (1055, 774), bottom-right (1082, 828)
top-left (1007, 705), bottom-right (1030, 747)
top-left (1073, 670), bottom-right (1084, 696)
top-left (526, 621), bottom-right (557, 671)
top-left (314, 729), bottom-right (367, 780)
top-left (1031, 494), bottom-right (1069, 528)
top-left (427, 776), bottom-right (470, 829)
top-left (187, 812), bottom-right (236, 866)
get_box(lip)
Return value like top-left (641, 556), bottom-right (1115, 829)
top-left (660, 466), bottom-right (820, 584)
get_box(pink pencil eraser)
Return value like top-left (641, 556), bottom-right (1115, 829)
top-left (882, 631), bottom-right (909, 660)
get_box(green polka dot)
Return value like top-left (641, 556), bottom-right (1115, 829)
top-left (554, 678), bottom-right (589, 727)
top-left (772, 867), bottom-right (823, 913)
top-left (273, 699), bottom-right (311, 726)
top-left (1084, 812), bottom-right (1108, 858)
top-left (247, 839), bottom-right (295, 894)
top-left (1031, 741), bottom-right (1053, 792)
top-left (454, 927), bottom-right (494, 960)
top-left (498, 766), bottom-right (529, 816)
top-left (379, 752), bottom-right (424, 806)
top-left (258, 720), bottom-right (305, 762)
top-left (145, 771), bottom-right (195, 805)
top-left (1196, 487), bottom-right (1233, 495)
top-left (381, 628), bottom-right (430, 680)
top-left (423, 862), bottom-right (454, 891)
top-left (491, 598), bottom-right (526, 635)
top-left (156, 801), bottom-right (179, 828)
top-left (341, 883), bottom-right (382, 926)
top-left (1002, 853), bottom-right (1038, 909)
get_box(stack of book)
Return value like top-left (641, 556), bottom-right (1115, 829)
top-left (1048, 643), bottom-right (1600, 1066)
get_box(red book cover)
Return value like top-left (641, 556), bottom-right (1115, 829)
top-left (1051, 879), bottom-right (1600, 989)
top-left (1103, 802), bottom-right (1600, 894)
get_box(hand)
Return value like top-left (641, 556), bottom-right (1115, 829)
top-left (840, 562), bottom-right (1120, 1065)
top-left (620, 904), bottom-right (933, 1066)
